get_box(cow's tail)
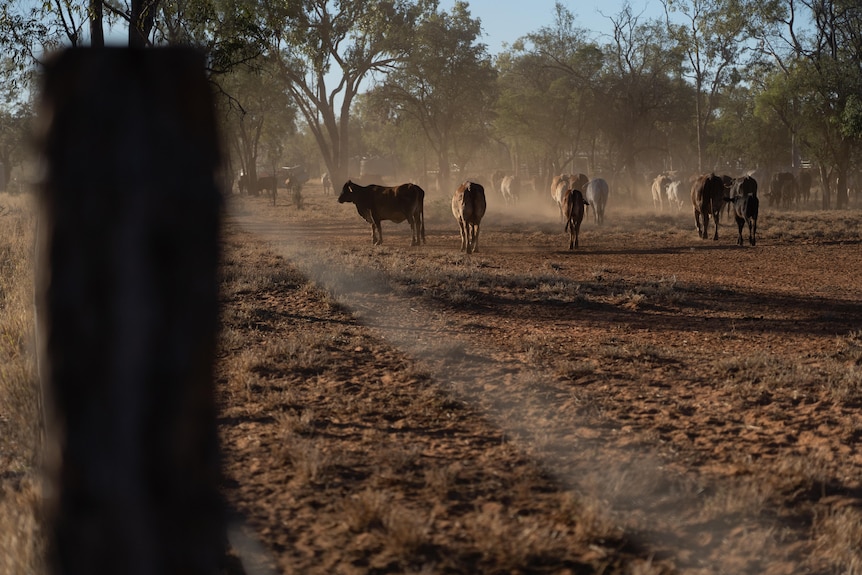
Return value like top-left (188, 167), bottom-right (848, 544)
top-left (415, 184), bottom-right (426, 244)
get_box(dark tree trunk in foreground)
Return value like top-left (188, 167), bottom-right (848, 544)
top-left (35, 47), bottom-right (226, 575)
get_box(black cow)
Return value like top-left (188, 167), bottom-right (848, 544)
top-left (338, 180), bottom-right (426, 246)
top-left (257, 175), bottom-right (278, 205)
top-left (562, 188), bottom-right (589, 250)
top-left (769, 172), bottom-right (797, 209)
top-left (724, 175), bottom-right (759, 246)
top-left (691, 173), bottom-right (725, 240)
top-left (236, 173), bottom-right (276, 199)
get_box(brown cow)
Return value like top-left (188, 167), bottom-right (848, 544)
top-left (569, 173), bottom-right (589, 193)
top-left (562, 188), bottom-right (589, 250)
top-left (691, 173), bottom-right (725, 240)
top-left (452, 181), bottom-right (487, 254)
top-left (338, 180), bottom-right (426, 246)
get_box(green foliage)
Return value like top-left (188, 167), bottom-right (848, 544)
top-left (493, 3), bottom-right (600, 173)
top-left (261, 0), bottom-right (436, 182)
top-left (840, 95), bottom-right (862, 140)
top-left (367, 1), bottom-right (497, 183)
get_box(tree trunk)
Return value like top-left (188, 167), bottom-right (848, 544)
top-left (819, 163), bottom-right (831, 210)
top-left (90, 0), bottom-right (104, 47)
top-left (129, 0), bottom-right (159, 47)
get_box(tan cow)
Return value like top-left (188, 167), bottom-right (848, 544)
top-left (551, 173), bottom-right (588, 221)
top-left (452, 181), bottom-right (487, 254)
top-left (550, 174), bottom-right (571, 206)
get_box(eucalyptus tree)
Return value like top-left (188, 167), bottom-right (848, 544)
top-left (709, 80), bottom-right (792, 172)
top-left (365, 1), bottom-right (496, 192)
top-left (754, 0), bottom-right (862, 208)
top-left (0, 1), bottom-right (90, 103)
top-left (217, 60), bottom-right (298, 193)
top-left (494, 2), bottom-right (602, 184)
top-left (0, 1), bottom-right (115, 184)
top-left (258, 0), bottom-right (436, 187)
top-left (662, 0), bottom-right (756, 172)
top-left (596, 3), bottom-right (690, 196)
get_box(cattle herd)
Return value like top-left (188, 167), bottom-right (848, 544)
top-left (328, 168), bottom-right (776, 251)
top-left (232, 165), bottom-right (836, 250)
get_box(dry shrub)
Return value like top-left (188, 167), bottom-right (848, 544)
top-left (698, 478), bottom-right (770, 518)
top-left (618, 289), bottom-right (647, 310)
top-left (284, 435), bottom-right (329, 486)
top-left (263, 332), bottom-right (331, 373)
top-left (277, 408), bottom-right (317, 437)
top-left (0, 194), bottom-right (43, 574)
top-left (466, 501), bottom-right (590, 570)
top-left (423, 463), bottom-right (456, 498)
top-left (0, 477), bottom-right (43, 575)
top-left (836, 330), bottom-right (862, 364)
top-left (813, 506), bottom-right (862, 574)
top-left (342, 488), bottom-right (390, 532)
top-left (382, 505), bottom-right (430, 557)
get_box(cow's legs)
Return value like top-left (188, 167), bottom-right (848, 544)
top-left (371, 219), bottom-right (383, 245)
top-left (712, 211), bottom-right (720, 241)
top-left (458, 219), bottom-right (467, 252)
top-left (694, 210), bottom-right (704, 238)
top-left (736, 216), bottom-right (744, 245)
top-left (749, 218), bottom-right (757, 246)
top-left (409, 216), bottom-right (418, 246)
top-left (471, 224), bottom-right (480, 253)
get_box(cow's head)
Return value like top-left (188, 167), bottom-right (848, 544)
top-left (338, 181), bottom-right (354, 204)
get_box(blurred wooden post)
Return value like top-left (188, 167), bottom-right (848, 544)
top-left (35, 48), bottom-right (226, 575)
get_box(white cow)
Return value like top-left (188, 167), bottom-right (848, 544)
top-left (584, 178), bottom-right (609, 225)
top-left (666, 180), bottom-right (685, 211)
top-left (500, 175), bottom-right (520, 206)
top-left (651, 174), bottom-right (672, 211)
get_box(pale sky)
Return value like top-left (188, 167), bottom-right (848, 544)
top-left (441, 0), bottom-right (669, 54)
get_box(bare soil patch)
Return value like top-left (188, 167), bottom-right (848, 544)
top-left (218, 186), bottom-right (862, 575)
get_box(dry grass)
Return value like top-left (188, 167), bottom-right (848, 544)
top-left (6, 188), bottom-right (862, 574)
top-left (0, 192), bottom-right (43, 575)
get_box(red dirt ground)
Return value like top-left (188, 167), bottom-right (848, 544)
top-left (217, 186), bottom-right (862, 575)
